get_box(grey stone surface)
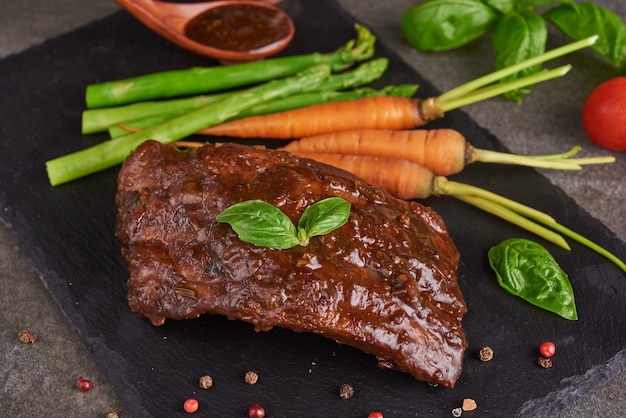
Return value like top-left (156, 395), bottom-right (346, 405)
top-left (1, 1), bottom-right (624, 416)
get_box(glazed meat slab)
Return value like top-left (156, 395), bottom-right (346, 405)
top-left (115, 141), bottom-right (467, 387)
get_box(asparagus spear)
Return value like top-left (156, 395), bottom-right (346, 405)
top-left (46, 64), bottom-right (331, 186)
top-left (83, 57), bottom-right (392, 134)
top-left (85, 24), bottom-right (376, 108)
top-left (82, 91), bottom-right (229, 135)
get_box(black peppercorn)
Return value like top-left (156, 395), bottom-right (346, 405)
top-left (538, 356), bottom-right (553, 368)
top-left (245, 370), bottom-right (259, 385)
top-left (339, 383), bottom-right (354, 399)
top-left (18, 329), bottom-right (38, 344)
top-left (199, 374), bottom-right (213, 389)
top-left (478, 346), bottom-right (493, 362)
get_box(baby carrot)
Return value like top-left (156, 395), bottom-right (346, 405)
top-left (281, 129), bottom-right (615, 176)
top-left (196, 68), bottom-right (568, 138)
top-left (197, 37), bottom-right (597, 139)
top-left (198, 95), bottom-right (431, 138)
top-left (292, 152), bottom-right (626, 274)
top-left (299, 152), bottom-right (437, 201)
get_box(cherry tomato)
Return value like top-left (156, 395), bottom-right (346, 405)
top-left (582, 77), bottom-right (626, 151)
top-left (368, 412), bottom-right (384, 418)
top-left (539, 341), bottom-right (556, 358)
top-left (248, 404), bottom-right (265, 418)
top-left (183, 398), bottom-right (199, 413)
top-left (75, 376), bottom-right (93, 392)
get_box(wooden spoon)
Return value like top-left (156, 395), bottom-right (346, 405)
top-left (114, 0), bottom-right (295, 62)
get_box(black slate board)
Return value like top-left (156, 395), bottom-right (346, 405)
top-left (1, 1), bottom-right (625, 417)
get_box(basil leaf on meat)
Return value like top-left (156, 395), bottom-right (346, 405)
top-left (297, 197), bottom-right (351, 246)
top-left (217, 197), bottom-right (351, 249)
top-left (216, 199), bottom-right (299, 249)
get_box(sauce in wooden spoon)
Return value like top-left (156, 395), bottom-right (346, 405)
top-left (114, 0), bottom-right (295, 62)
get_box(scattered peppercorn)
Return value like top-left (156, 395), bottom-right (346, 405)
top-left (248, 404), bottom-right (265, 418)
top-left (539, 341), bottom-right (556, 358)
top-left (339, 383), bottom-right (354, 399)
top-left (245, 371), bottom-right (259, 385)
top-left (18, 329), bottom-right (38, 344)
top-left (183, 398), bottom-right (199, 413)
top-left (462, 398), bottom-right (477, 411)
top-left (75, 376), bottom-right (93, 392)
top-left (105, 412), bottom-right (119, 418)
top-left (451, 407), bottom-right (463, 417)
top-left (199, 374), bottom-right (213, 389)
top-left (538, 356), bottom-right (553, 368)
top-left (478, 346), bottom-right (493, 362)
top-left (368, 412), bottom-right (384, 418)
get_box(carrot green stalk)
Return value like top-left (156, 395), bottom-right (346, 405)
top-left (454, 194), bottom-right (570, 250)
top-left (435, 65), bottom-right (572, 113)
top-left (435, 35), bottom-right (598, 104)
top-left (85, 24), bottom-right (376, 108)
top-left (82, 57), bottom-right (393, 134)
top-left (475, 144), bottom-right (616, 166)
top-left (464, 146), bottom-right (614, 169)
top-left (46, 64), bottom-right (331, 186)
top-left (546, 223), bottom-right (626, 274)
top-left (292, 152), bottom-right (625, 273)
top-left (528, 146), bottom-right (583, 160)
top-left (109, 84), bottom-right (419, 139)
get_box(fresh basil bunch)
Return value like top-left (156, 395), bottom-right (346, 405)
top-left (402, 0), bottom-right (626, 101)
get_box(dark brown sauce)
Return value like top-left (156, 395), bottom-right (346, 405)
top-left (184, 4), bottom-right (291, 52)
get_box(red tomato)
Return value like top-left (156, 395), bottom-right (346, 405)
top-left (582, 77), bottom-right (626, 151)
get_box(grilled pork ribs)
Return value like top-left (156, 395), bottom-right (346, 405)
top-left (115, 141), bottom-right (467, 387)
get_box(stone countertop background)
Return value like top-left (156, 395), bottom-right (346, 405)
top-left (1, 0), bottom-right (624, 416)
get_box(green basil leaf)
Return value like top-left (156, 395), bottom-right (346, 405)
top-left (402, 0), bottom-right (499, 51)
top-left (544, 3), bottom-right (626, 72)
top-left (297, 197), bottom-right (351, 245)
top-left (488, 238), bottom-right (578, 320)
top-left (519, 0), bottom-right (574, 9)
top-left (492, 11), bottom-right (547, 101)
top-left (216, 200), bottom-right (299, 249)
top-left (482, 0), bottom-right (514, 15)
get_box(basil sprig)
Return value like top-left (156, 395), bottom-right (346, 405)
top-left (545, 3), bottom-right (626, 73)
top-left (216, 197), bottom-right (351, 249)
top-left (488, 238), bottom-right (578, 320)
top-left (402, 0), bottom-right (626, 101)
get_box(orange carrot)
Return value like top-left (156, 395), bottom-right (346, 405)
top-left (283, 129), bottom-right (466, 176)
top-left (293, 152), bottom-right (436, 200)
top-left (281, 129), bottom-right (614, 176)
top-left (197, 96), bottom-right (442, 139)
